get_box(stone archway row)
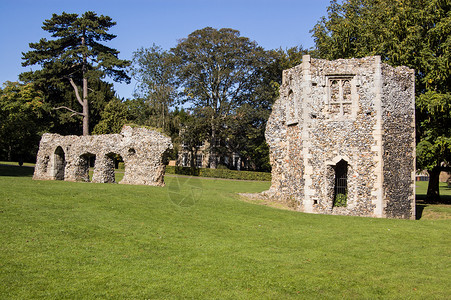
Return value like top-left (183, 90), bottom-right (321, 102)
top-left (33, 126), bottom-right (172, 186)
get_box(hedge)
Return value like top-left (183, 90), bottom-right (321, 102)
top-left (165, 166), bottom-right (271, 181)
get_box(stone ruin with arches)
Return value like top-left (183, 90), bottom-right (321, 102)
top-left (263, 55), bottom-right (416, 219)
top-left (33, 125), bottom-right (172, 186)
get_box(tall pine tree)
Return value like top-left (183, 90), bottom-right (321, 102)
top-left (21, 11), bottom-right (130, 135)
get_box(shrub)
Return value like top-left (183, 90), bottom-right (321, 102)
top-left (334, 193), bottom-right (347, 207)
top-left (165, 166), bottom-right (271, 181)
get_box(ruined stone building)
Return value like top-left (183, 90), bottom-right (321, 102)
top-left (264, 55), bottom-right (416, 219)
top-left (33, 125), bottom-right (172, 186)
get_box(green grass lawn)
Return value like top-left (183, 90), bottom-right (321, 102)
top-left (0, 164), bottom-right (450, 299)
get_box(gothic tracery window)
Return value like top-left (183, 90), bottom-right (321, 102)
top-left (327, 76), bottom-right (354, 118)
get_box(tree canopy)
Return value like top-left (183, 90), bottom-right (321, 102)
top-left (0, 82), bottom-right (48, 162)
top-left (21, 11), bottom-right (130, 135)
top-left (131, 44), bottom-right (176, 132)
top-left (171, 27), bottom-right (271, 168)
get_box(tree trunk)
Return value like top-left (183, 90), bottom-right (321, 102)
top-left (209, 127), bottom-right (217, 169)
top-left (82, 76), bottom-right (89, 136)
top-left (190, 148), bottom-right (195, 168)
top-left (81, 35), bottom-right (89, 136)
top-left (209, 112), bottom-right (217, 169)
top-left (7, 144), bottom-right (12, 162)
top-left (426, 167), bottom-right (441, 202)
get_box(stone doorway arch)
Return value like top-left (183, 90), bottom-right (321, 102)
top-left (54, 146), bottom-right (66, 180)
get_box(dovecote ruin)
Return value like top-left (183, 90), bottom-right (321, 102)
top-left (264, 55), bottom-right (416, 219)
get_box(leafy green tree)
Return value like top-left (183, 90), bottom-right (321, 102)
top-left (0, 82), bottom-right (48, 162)
top-left (21, 11), bottom-right (130, 135)
top-left (171, 27), bottom-right (270, 168)
top-left (178, 108), bottom-right (209, 168)
top-left (223, 103), bottom-right (271, 171)
top-left (92, 98), bottom-right (128, 134)
top-left (311, 0), bottom-right (451, 201)
top-left (131, 44), bottom-right (176, 132)
top-left (416, 92), bottom-right (451, 200)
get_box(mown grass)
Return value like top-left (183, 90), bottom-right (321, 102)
top-left (415, 181), bottom-right (451, 220)
top-left (0, 164), bottom-right (450, 299)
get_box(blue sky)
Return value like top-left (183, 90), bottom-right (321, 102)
top-left (0, 0), bottom-right (330, 99)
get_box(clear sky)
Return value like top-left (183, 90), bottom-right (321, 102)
top-left (0, 0), bottom-right (330, 99)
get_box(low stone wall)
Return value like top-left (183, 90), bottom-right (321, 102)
top-left (33, 125), bottom-right (172, 186)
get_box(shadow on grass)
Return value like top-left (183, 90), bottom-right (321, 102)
top-left (416, 191), bottom-right (451, 220)
top-left (0, 164), bottom-right (34, 177)
top-left (415, 203), bottom-right (427, 220)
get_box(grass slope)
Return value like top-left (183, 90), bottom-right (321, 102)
top-left (0, 165), bottom-right (450, 299)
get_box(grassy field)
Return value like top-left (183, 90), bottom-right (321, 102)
top-left (0, 164), bottom-right (450, 299)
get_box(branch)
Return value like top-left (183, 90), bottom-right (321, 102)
top-left (68, 77), bottom-right (84, 107)
top-left (53, 106), bottom-right (84, 117)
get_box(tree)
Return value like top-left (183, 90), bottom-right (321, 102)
top-left (21, 11), bottom-right (130, 135)
top-left (92, 98), bottom-right (128, 134)
top-left (171, 27), bottom-right (270, 168)
top-left (311, 0), bottom-right (451, 201)
top-left (178, 108), bottom-right (209, 168)
top-left (223, 103), bottom-right (271, 171)
top-left (0, 82), bottom-right (48, 162)
top-left (416, 92), bottom-right (451, 201)
top-left (131, 44), bottom-right (176, 133)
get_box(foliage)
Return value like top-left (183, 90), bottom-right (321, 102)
top-left (131, 44), bottom-right (176, 132)
top-left (165, 165), bottom-right (272, 181)
top-left (126, 31), bottom-right (308, 172)
top-left (1, 165), bottom-right (450, 298)
top-left (311, 0), bottom-right (451, 201)
top-left (21, 11), bottom-right (130, 135)
top-left (222, 103), bottom-right (271, 171)
top-left (416, 91), bottom-right (451, 170)
top-left (171, 27), bottom-right (271, 168)
top-left (0, 82), bottom-right (49, 162)
top-left (333, 193), bottom-right (347, 207)
top-left (92, 98), bottom-right (128, 134)
top-left (177, 108), bottom-right (210, 168)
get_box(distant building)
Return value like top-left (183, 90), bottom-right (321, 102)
top-left (177, 139), bottom-right (245, 170)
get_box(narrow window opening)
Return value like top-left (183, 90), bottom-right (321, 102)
top-left (286, 90), bottom-right (298, 125)
top-left (333, 159), bottom-right (348, 207)
top-left (54, 146), bottom-right (66, 180)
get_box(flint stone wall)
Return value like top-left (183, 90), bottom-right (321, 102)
top-left (264, 55), bottom-right (416, 219)
top-left (33, 125), bottom-right (172, 186)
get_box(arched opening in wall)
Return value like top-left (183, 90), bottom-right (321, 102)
top-left (342, 80), bottom-right (352, 115)
top-left (77, 153), bottom-right (96, 182)
top-left (286, 90), bottom-right (298, 125)
top-left (333, 159), bottom-right (348, 207)
top-left (106, 153), bottom-right (124, 183)
top-left (54, 146), bottom-right (66, 180)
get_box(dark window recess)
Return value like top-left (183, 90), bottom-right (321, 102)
top-left (333, 159), bottom-right (348, 207)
